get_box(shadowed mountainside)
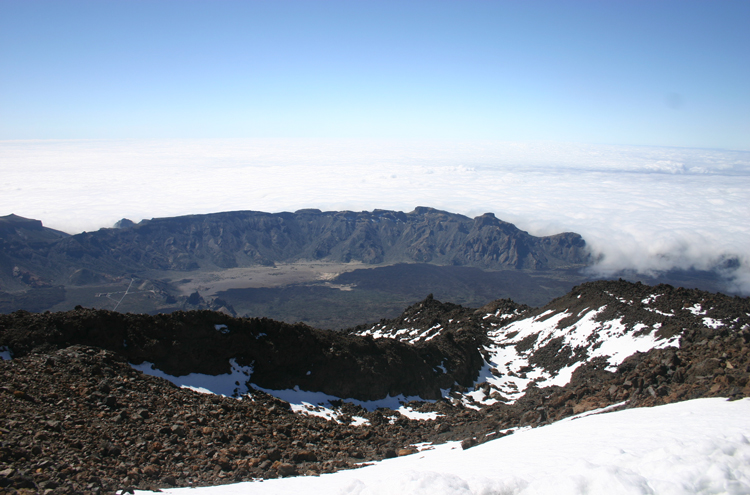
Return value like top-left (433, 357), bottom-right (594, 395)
top-left (1, 208), bottom-right (589, 289)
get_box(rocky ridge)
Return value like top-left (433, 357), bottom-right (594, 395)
top-left (1, 208), bottom-right (588, 291)
top-left (352, 280), bottom-right (750, 408)
top-left (1, 279), bottom-right (749, 494)
top-left (0, 308), bottom-right (483, 402)
top-left (350, 294), bottom-right (530, 344)
top-left (0, 345), bottom-right (488, 493)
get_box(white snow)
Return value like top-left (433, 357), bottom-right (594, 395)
top-left (688, 303), bottom-right (707, 316)
top-left (703, 317), bottom-right (725, 329)
top-left (289, 402), bottom-right (341, 422)
top-left (459, 303), bottom-right (680, 408)
top-left (130, 359), bottom-right (253, 397)
top-left (397, 406), bottom-right (443, 421)
top-left (469, 307), bottom-right (679, 404)
top-left (351, 416), bottom-right (370, 427)
top-left (129, 397), bottom-right (750, 495)
top-left (129, 360), bottom-right (439, 424)
top-left (0, 346), bottom-right (11, 360)
top-left (214, 324), bottom-right (229, 334)
top-left (641, 294), bottom-right (661, 305)
top-left (251, 384), bottom-right (429, 414)
top-left (355, 322), bottom-right (444, 344)
top-left (644, 307), bottom-right (674, 317)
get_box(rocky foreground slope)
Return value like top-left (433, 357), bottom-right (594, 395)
top-left (1, 280), bottom-right (749, 494)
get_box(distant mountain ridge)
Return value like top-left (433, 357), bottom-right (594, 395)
top-left (1, 207), bottom-right (589, 288)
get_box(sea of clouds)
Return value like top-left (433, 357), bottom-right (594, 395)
top-left (1, 139), bottom-right (749, 292)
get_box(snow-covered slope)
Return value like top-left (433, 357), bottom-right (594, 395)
top-left (354, 281), bottom-right (750, 410)
top-left (464, 305), bottom-right (681, 407)
top-left (129, 397), bottom-right (750, 495)
top-left (131, 280), bottom-right (749, 417)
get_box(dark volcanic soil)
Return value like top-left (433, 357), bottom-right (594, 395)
top-left (1, 280), bottom-right (749, 494)
top-left (0, 345), bottom-right (493, 493)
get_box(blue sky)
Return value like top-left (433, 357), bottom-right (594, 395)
top-left (1, 0), bottom-right (748, 149)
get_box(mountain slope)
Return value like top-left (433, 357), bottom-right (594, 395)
top-left (2, 280), bottom-right (747, 408)
top-left (350, 279), bottom-right (750, 409)
top-left (1, 279), bottom-right (749, 492)
top-left (2, 208), bottom-right (589, 286)
top-left (0, 307), bottom-right (484, 401)
top-left (0, 214), bottom-right (70, 289)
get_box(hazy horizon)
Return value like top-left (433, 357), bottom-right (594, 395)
top-left (1, 1), bottom-right (748, 292)
top-left (2, 138), bottom-right (749, 293)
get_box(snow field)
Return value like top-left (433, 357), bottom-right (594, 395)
top-left (130, 398), bottom-right (750, 495)
top-left (130, 360), bottom-right (253, 397)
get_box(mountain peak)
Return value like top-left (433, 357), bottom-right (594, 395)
top-left (0, 213), bottom-right (44, 231)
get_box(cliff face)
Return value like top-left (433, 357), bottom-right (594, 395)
top-left (40, 208), bottom-right (589, 275)
top-left (0, 214), bottom-right (70, 290)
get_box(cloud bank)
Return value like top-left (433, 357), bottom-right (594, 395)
top-left (2, 139), bottom-right (749, 292)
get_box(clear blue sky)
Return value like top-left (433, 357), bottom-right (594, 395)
top-left (1, 0), bottom-right (748, 149)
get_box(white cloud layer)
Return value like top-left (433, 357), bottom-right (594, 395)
top-left (2, 139), bottom-right (749, 292)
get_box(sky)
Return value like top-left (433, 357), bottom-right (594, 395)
top-left (1, 0), bottom-right (748, 148)
top-left (1, 1), bottom-right (749, 292)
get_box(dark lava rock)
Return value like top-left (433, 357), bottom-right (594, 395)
top-left (0, 279), bottom-right (747, 492)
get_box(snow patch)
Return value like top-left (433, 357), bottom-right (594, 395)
top-left (398, 407), bottom-right (443, 421)
top-left (351, 416), bottom-right (371, 427)
top-left (130, 360), bottom-right (438, 422)
top-left (687, 303), bottom-right (707, 315)
top-left (644, 307), bottom-right (674, 316)
top-left (130, 359), bottom-right (253, 397)
top-left (641, 294), bottom-right (661, 305)
top-left (252, 384), bottom-right (434, 422)
top-left (356, 322), bottom-right (444, 344)
top-left (703, 317), bottom-right (724, 329)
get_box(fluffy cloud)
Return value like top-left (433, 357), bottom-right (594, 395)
top-left (2, 139), bottom-right (749, 292)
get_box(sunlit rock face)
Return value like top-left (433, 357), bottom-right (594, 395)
top-left (35, 207), bottom-right (589, 274)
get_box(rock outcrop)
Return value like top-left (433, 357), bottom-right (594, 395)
top-left (1, 279), bottom-right (748, 493)
top-left (1, 208), bottom-right (589, 290)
